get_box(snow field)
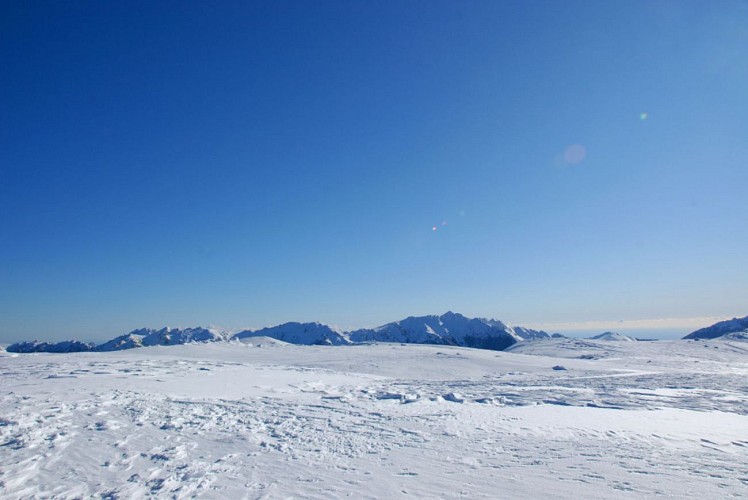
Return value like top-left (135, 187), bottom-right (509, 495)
top-left (1, 339), bottom-right (747, 498)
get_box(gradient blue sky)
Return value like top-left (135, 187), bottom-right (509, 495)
top-left (2, 1), bottom-right (747, 342)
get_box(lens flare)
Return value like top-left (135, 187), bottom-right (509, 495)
top-left (564, 144), bottom-right (586, 164)
top-left (640, 112), bottom-right (648, 121)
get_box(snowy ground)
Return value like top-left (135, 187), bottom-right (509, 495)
top-left (1, 338), bottom-right (747, 499)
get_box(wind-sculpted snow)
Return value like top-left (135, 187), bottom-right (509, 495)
top-left (2, 340), bottom-right (747, 498)
top-left (684, 315), bottom-right (748, 340)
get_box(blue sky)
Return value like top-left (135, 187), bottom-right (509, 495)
top-left (2, 1), bottom-right (747, 342)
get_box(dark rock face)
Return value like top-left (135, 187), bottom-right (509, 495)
top-left (462, 334), bottom-right (516, 351)
top-left (7, 340), bottom-right (95, 353)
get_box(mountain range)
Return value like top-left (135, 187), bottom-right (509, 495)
top-left (6, 313), bottom-right (747, 354)
top-left (7, 312), bottom-right (540, 353)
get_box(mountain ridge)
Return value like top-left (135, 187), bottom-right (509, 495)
top-left (683, 316), bottom-right (748, 340)
top-left (589, 332), bottom-right (637, 342)
top-left (6, 312), bottom-right (546, 354)
top-left (9, 313), bottom-right (746, 354)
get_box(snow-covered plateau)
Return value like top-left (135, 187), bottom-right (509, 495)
top-left (1, 336), bottom-right (747, 499)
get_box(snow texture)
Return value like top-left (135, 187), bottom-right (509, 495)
top-left (2, 338), bottom-right (748, 498)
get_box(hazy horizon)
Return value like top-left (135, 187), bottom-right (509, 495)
top-left (0, 312), bottom-right (733, 345)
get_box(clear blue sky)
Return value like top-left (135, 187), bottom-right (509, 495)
top-left (2, 1), bottom-right (747, 342)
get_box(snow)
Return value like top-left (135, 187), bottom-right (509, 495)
top-left (684, 315), bottom-right (748, 340)
top-left (233, 322), bottom-right (349, 346)
top-left (349, 311), bottom-right (523, 350)
top-left (235, 335), bottom-right (291, 347)
top-left (139, 327), bottom-right (227, 347)
top-left (589, 332), bottom-right (637, 342)
top-left (721, 330), bottom-right (748, 341)
top-left (8, 327), bottom-right (229, 354)
top-left (94, 332), bottom-right (145, 352)
top-left (4, 340), bottom-right (95, 353)
top-left (6, 312), bottom-right (550, 354)
top-left (512, 326), bottom-right (552, 340)
top-left (2, 339), bottom-right (748, 498)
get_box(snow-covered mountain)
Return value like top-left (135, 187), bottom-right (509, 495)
top-left (720, 331), bottom-right (748, 341)
top-left (233, 322), bottom-right (350, 346)
top-left (6, 340), bottom-right (95, 353)
top-left (5, 312), bottom-right (550, 353)
top-left (94, 333), bottom-right (145, 351)
top-left (589, 332), bottom-right (637, 342)
top-left (349, 311), bottom-right (526, 351)
top-left (139, 327), bottom-right (226, 347)
top-left (683, 316), bottom-right (748, 340)
top-left (513, 326), bottom-right (551, 340)
top-left (94, 327), bottom-right (226, 352)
